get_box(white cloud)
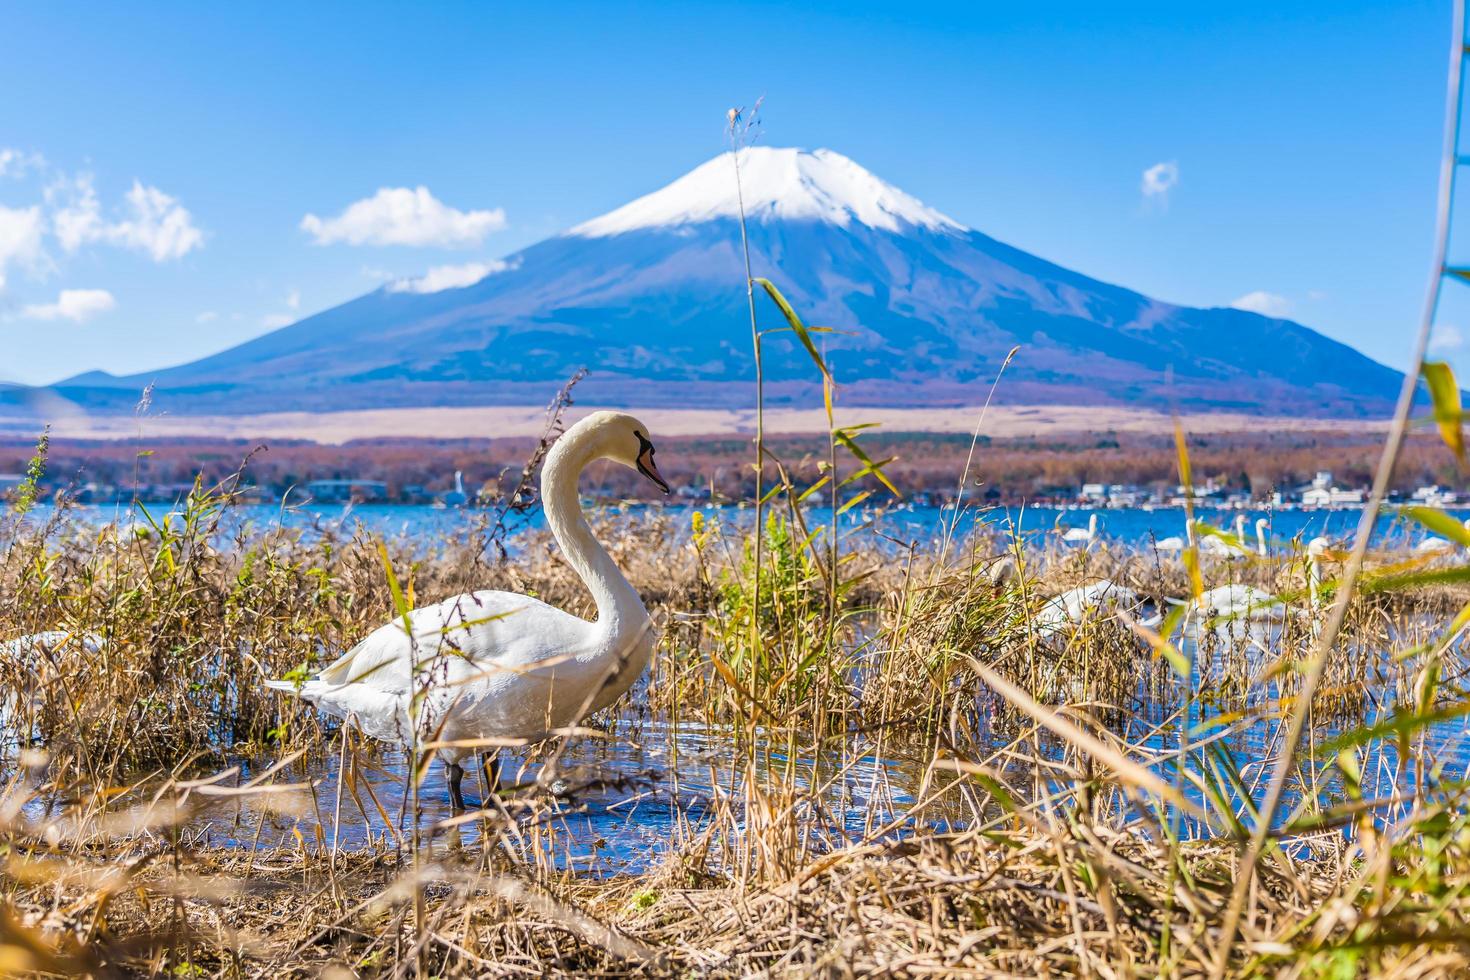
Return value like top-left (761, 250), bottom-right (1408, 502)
top-left (0, 149), bottom-right (43, 179)
top-left (52, 175), bottom-right (203, 261)
top-left (20, 288), bottom-right (116, 323)
top-left (1141, 161), bottom-right (1179, 204)
top-left (0, 204), bottom-right (46, 291)
top-left (387, 258), bottom-right (515, 294)
top-left (260, 312), bottom-right (295, 329)
top-left (1431, 323), bottom-right (1464, 352)
top-left (286, 289), bottom-right (301, 310)
top-left (1230, 290), bottom-right (1292, 318)
top-left (301, 186), bottom-right (506, 248)
top-left (195, 310), bottom-right (219, 324)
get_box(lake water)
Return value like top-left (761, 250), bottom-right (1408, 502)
top-left (17, 500), bottom-right (1466, 554)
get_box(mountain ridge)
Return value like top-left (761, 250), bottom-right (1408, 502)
top-left (5, 147), bottom-right (1405, 419)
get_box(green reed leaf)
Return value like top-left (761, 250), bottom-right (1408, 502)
top-left (754, 277), bottom-right (829, 381)
top-left (1422, 360), bottom-right (1465, 464)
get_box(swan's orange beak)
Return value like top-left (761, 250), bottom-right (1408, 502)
top-left (635, 433), bottom-right (670, 494)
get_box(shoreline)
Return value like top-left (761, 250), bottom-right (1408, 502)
top-left (0, 403), bottom-right (1392, 445)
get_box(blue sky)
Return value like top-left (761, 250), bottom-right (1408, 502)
top-left (0, 0), bottom-right (1459, 385)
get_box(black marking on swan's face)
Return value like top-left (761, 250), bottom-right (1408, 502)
top-left (634, 430), bottom-right (670, 494)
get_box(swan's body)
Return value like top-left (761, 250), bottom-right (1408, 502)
top-left (277, 591), bottom-right (645, 749)
top-left (267, 411), bottom-right (670, 809)
top-left (1035, 579), bottom-right (1146, 636)
top-left (1, 630), bottom-right (104, 659)
top-left (1155, 514), bottom-right (1194, 554)
top-left (1188, 585), bottom-right (1286, 622)
top-left (1199, 515), bottom-right (1250, 560)
top-left (1415, 518), bottom-right (1470, 555)
top-left (1060, 513), bottom-right (1099, 546)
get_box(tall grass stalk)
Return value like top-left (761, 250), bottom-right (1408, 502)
top-left (727, 104), bottom-right (765, 664)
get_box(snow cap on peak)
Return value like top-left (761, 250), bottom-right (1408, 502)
top-left (569, 147), bottom-right (967, 238)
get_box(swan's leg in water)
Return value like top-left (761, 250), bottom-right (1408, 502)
top-left (446, 761), bottom-right (467, 813)
top-left (481, 751), bottom-right (500, 795)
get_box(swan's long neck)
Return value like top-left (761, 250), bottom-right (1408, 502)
top-left (1308, 552), bottom-right (1324, 615)
top-left (1256, 522), bottom-right (1268, 557)
top-left (540, 433), bottom-right (647, 633)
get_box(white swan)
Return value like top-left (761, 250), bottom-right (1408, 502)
top-left (1414, 517), bottom-right (1470, 554)
top-left (1, 630), bottom-right (104, 658)
top-left (1034, 579), bottom-right (1151, 637)
top-left (1154, 514), bottom-right (1193, 554)
top-left (266, 411), bottom-right (670, 810)
top-left (1061, 513), bottom-right (1099, 547)
top-left (442, 470), bottom-right (468, 508)
top-left (1199, 514), bottom-right (1250, 560)
top-left (1307, 535), bottom-right (1330, 607)
top-left (1255, 518), bottom-right (1270, 557)
top-left (1186, 584), bottom-right (1286, 623)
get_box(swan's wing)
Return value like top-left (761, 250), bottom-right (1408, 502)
top-left (316, 590), bottom-right (588, 690)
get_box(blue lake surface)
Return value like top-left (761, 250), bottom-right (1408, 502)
top-left (17, 500), bottom-right (1467, 554)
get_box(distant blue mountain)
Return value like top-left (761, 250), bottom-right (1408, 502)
top-left (6, 148), bottom-right (1404, 417)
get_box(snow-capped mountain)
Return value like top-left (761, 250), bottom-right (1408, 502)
top-left (570, 148), bottom-right (965, 237)
top-left (10, 147), bottom-right (1402, 417)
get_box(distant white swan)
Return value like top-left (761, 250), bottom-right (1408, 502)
top-left (1415, 517), bottom-right (1470, 554)
top-left (442, 470), bottom-right (468, 508)
top-left (267, 411), bottom-right (671, 810)
top-left (1199, 514), bottom-right (1250, 560)
top-left (1061, 513), bottom-right (1099, 547)
top-left (1154, 513), bottom-right (1193, 554)
top-left (1255, 517), bottom-right (1270, 557)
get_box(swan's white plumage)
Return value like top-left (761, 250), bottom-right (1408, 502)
top-left (1060, 514), bottom-right (1099, 546)
top-left (1034, 579), bottom-right (1143, 636)
top-left (1189, 584), bottom-right (1285, 622)
top-left (1, 631), bottom-right (104, 657)
top-left (267, 410), bottom-right (664, 767)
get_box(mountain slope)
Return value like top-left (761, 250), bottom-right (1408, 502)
top-left (10, 148), bottom-right (1403, 417)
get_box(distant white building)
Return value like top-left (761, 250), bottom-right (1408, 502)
top-left (1412, 485), bottom-right (1460, 508)
top-left (1105, 485), bottom-right (1149, 508)
top-left (1301, 473), bottom-right (1365, 508)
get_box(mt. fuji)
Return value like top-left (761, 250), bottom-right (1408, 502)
top-left (15, 147), bottom-right (1402, 417)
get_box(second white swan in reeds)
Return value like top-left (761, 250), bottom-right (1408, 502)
top-left (266, 411), bottom-right (671, 810)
